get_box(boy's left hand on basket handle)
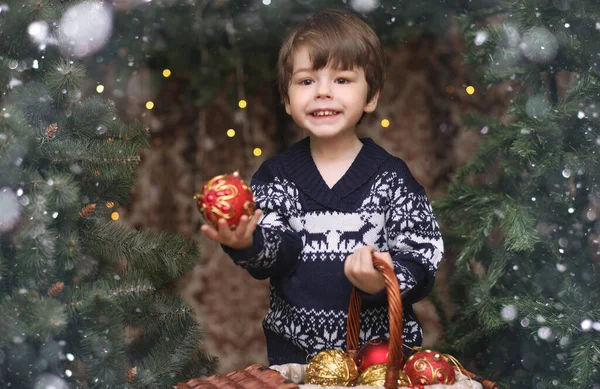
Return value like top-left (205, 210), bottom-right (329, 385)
top-left (344, 247), bottom-right (393, 295)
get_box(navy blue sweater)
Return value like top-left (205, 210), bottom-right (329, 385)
top-left (223, 137), bottom-right (443, 365)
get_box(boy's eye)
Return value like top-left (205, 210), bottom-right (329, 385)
top-left (299, 79), bottom-right (313, 86)
top-left (336, 78), bottom-right (350, 84)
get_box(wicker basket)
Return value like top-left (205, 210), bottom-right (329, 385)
top-left (325, 257), bottom-right (497, 389)
top-left (178, 258), bottom-right (499, 389)
top-left (176, 364), bottom-right (299, 389)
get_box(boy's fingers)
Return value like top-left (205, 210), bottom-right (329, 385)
top-left (246, 209), bottom-right (262, 237)
top-left (235, 215), bottom-right (249, 238)
top-left (358, 248), bottom-right (374, 272)
top-left (253, 209), bottom-right (263, 223)
top-left (200, 225), bottom-right (221, 242)
top-left (350, 255), bottom-right (362, 276)
top-left (344, 255), bottom-right (357, 283)
top-left (373, 251), bottom-right (389, 258)
top-left (359, 246), bottom-right (374, 268)
top-left (217, 219), bottom-right (234, 242)
top-left (344, 254), bottom-right (354, 273)
top-left (373, 251), bottom-right (393, 266)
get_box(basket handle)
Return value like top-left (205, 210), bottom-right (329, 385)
top-left (346, 257), bottom-right (403, 389)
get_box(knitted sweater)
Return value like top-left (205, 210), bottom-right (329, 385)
top-left (223, 137), bottom-right (444, 365)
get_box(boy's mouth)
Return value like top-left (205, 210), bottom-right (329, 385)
top-left (311, 110), bottom-right (339, 117)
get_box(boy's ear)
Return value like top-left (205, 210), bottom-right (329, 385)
top-left (364, 91), bottom-right (380, 113)
top-left (284, 96), bottom-right (291, 115)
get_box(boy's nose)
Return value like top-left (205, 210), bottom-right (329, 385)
top-left (315, 82), bottom-right (332, 99)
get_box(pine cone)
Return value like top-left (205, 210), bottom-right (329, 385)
top-left (48, 282), bottom-right (65, 297)
top-left (80, 203), bottom-right (96, 217)
top-left (126, 366), bottom-right (137, 383)
top-left (45, 123), bottom-right (58, 139)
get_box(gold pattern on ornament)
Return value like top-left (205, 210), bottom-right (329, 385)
top-left (200, 175), bottom-right (239, 221)
top-left (243, 200), bottom-right (254, 215)
top-left (411, 355), bottom-right (454, 384)
top-left (357, 363), bottom-right (410, 387)
top-left (305, 350), bottom-right (358, 386)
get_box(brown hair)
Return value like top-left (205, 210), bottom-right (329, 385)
top-left (277, 9), bottom-right (386, 104)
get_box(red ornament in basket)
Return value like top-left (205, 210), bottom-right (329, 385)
top-left (403, 350), bottom-right (456, 385)
top-left (194, 171), bottom-right (255, 229)
top-left (355, 338), bottom-right (391, 372)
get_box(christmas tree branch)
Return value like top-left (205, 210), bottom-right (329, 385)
top-left (133, 321), bottom-right (207, 388)
top-left (81, 220), bottom-right (199, 286)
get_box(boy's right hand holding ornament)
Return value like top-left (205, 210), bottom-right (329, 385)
top-left (200, 209), bottom-right (263, 250)
top-left (195, 171), bottom-right (262, 250)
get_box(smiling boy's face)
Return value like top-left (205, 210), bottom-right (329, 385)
top-left (284, 45), bottom-right (379, 140)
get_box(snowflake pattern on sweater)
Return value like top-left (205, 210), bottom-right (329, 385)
top-left (222, 137), bottom-right (443, 364)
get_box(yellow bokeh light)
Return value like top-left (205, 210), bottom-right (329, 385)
top-left (227, 129), bottom-right (236, 137)
top-left (111, 212), bottom-right (119, 221)
top-left (466, 86), bottom-right (475, 95)
top-left (146, 101), bottom-right (155, 110)
top-left (96, 85), bottom-right (104, 93)
top-left (253, 147), bottom-right (262, 157)
top-left (238, 99), bottom-right (247, 109)
top-left (106, 201), bottom-right (115, 208)
top-left (162, 69), bottom-right (171, 78)
top-left (381, 119), bottom-right (390, 128)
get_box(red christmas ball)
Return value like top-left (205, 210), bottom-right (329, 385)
top-left (355, 339), bottom-right (391, 372)
top-left (194, 171), bottom-right (255, 229)
top-left (403, 350), bottom-right (456, 385)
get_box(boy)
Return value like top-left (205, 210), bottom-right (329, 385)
top-left (200, 8), bottom-right (444, 365)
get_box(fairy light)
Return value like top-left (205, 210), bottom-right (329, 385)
top-left (238, 99), bottom-right (247, 109)
top-left (253, 147), bottom-right (262, 157)
top-left (106, 201), bottom-right (115, 208)
top-left (381, 119), bottom-right (390, 128)
top-left (111, 212), bottom-right (119, 221)
top-left (466, 86), bottom-right (475, 95)
top-left (226, 129), bottom-right (236, 137)
top-left (446, 85), bottom-right (455, 93)
top-left (145, 101), bottom-right (154, 110)
top-left (96, 85), bottom-right (104, 93)
top-left (162, 69), bottom-right (171, 78)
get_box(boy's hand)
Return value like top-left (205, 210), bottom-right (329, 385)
top-left (344, 247), bottom-right (394, 295)
top-left (200, 209), bottom-right (263, 250)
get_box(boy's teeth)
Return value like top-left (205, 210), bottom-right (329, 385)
top-left (313, 111), bottom-right (337, 116)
